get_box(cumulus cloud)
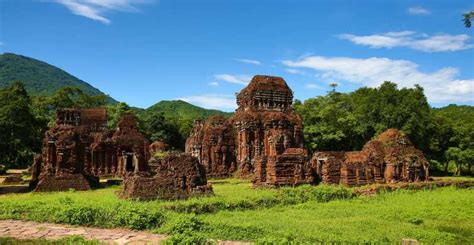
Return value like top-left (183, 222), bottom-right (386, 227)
top-left (235, 58), bottom-right (262, 65)
top-left (338, 31), bottom-right (474, 52)
top-left (214, 74), bottom-right (251, 85)
top-left (178, 94), bottom-right (237, 111)
top-left (407, 6), bottom-right (430, 15)
top-left (282, 56), bottom-right (474, 103)
top-left (53, 0), bottom-right (153, 24)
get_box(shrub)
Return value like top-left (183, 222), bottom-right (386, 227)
top-left (113, 204), bottom-right (166, 230)
top-left (278, 184), bottom-right (355, 204)
top-left (162, 215), bottom-right (212, 244)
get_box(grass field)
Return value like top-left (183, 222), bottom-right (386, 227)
top-left (0, 178), bottom-right (473, 243)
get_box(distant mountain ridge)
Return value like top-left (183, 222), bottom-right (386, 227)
top-left (0, 53), bottom-right (117, 103)
top-left (145, 100), bottom-right (233, 120)
top-left (0, 53), bottom-right (232, 120)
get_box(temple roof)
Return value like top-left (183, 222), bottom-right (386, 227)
top-left (238, 75), bottom-right (292, 95)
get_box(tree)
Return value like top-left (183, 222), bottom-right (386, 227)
top-left (295, 92), bottom-right (359, 152)
top-left (297, 81), bottom-right (431, 153)
top-left (141, 111), bottom-right (184, 150)
top-left (461, 149), bottom-right (474, 175)
top-left (463, 11), bottom-right (474, 28)
top-left (107, 102), bottom-right (133, 129)
top-left (32, 86), bottom-right (107, 126)
top-left (445, 147), bottom-right (463, 175)
top-left (0, 81), bottom-right (41, 168)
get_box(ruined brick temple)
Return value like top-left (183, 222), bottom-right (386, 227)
top-left (311, 129), bottom-right (429, 187)
top-left (232, 75), bottom-right (311, 186)
top-left (186, 75), bottom-right (313, 186)
top-left (120, 153), bottom-right (213, 200)
top-left (33, 109), bottom-right (149, 191)
top-left (185, 116), bottom-right (237, 178)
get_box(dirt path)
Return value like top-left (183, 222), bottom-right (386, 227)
top-left (0, 220), bottom-right (247, 244)
top-left (0, 220), bottom-right (166, 244)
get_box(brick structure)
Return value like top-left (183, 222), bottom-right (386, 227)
top-left (231, 75), bottom-right (310, 186)
top-left (311, 128), bottom-right (429, 187)
top-left (149, 141), bottom-right (169, 156)
top-left (185, 75), bottom-right (312, 186)
top-left (33, 109), bottom-right (149, 191)
top-left (185, 116), bottom-right (237, 178)
top-left (254, 148), bottom-right (313, 186)
top-left (120, 153), bottom-right (213, 200)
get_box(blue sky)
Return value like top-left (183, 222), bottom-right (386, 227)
top-left (1, 0), bottom-right (473, 111)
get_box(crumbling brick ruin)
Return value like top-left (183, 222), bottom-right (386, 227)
top-left (120, 153), bottom-right (213, 200)
top-left (185, 116), bottom-right (237, 178)
top-left (149, 141), bottom-right (169, 156)
top-left (33, 109), bottom-right (149, 191)
top-left (311, 128), bottom-right (429, 187)
top-left (185, 75), bottom-right (313, 186)
top-left (231, 75), bottom-right (311, 186)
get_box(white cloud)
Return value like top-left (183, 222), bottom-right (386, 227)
top-left (235, 58), bottom-right (262, 65)
top-left (338, 31), bottom-right (474, 52)
top-left (52, 0), bottom-right (153, 24)
top-left (214, 74), bottom-right (251, 85)
top-left (408, 6), bottom-right (431, 15)
top-left (285, 68), bottom-right (305, 75)
top-left (178, 94), bottom-right (237, 111)
top-left (282, 56), bottom-right (474, 103)
top-left (305, 83), bottom-right (323, 90)
top-left (208, 81), bottom-right (219, 86)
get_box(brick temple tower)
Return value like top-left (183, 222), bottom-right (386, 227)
top-left (231, 75), bottom-right (310, 185)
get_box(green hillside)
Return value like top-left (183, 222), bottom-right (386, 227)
top-left (0, 53), bottom-right (117, 103)
top-left (433, 104), bottom-right (474, 126)
top-left (145, 100), bottom-right (233, 120)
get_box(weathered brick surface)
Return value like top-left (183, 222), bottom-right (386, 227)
top-left (121, 153), bottom-right (213, 200)
top-left (33, 109), bottom-right (149, 191)
top-left (185, 116), bottom-right (237, 178)
top-left (185, 75), bottom-right (312, 186)
top-left (232, 76), bottom-right (310, 186)
top-left (311, 129), bottom-right (429, 187)
top-left (149, 141), bottom-right (169, 156)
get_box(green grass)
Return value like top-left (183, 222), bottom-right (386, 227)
top-left (0, 178), bottom-right (473, 243)
top-left (197, 187), bottom-right (474, 243)
top-left (433, 176), bottom-right (474, 182)
top-left (0, 235), bottom-right (101, 244)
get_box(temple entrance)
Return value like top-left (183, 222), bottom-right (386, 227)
top-left (125, 151), bottom-right (134, 172)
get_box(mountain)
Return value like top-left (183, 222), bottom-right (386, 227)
top-left (145, 100), bottom-right (233, 120)
top-left (0, 53), bottom-right (117, 103)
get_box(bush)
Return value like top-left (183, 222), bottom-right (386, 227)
top-left (113, 204), bottom-right (166, 230)
top-left (162, 215), bottom-right (212, 244)
top-left (278, 184), bottom-right (355, 204)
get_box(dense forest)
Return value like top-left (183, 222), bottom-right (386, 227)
top-left (1, 80), bottom-right (472, 176)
